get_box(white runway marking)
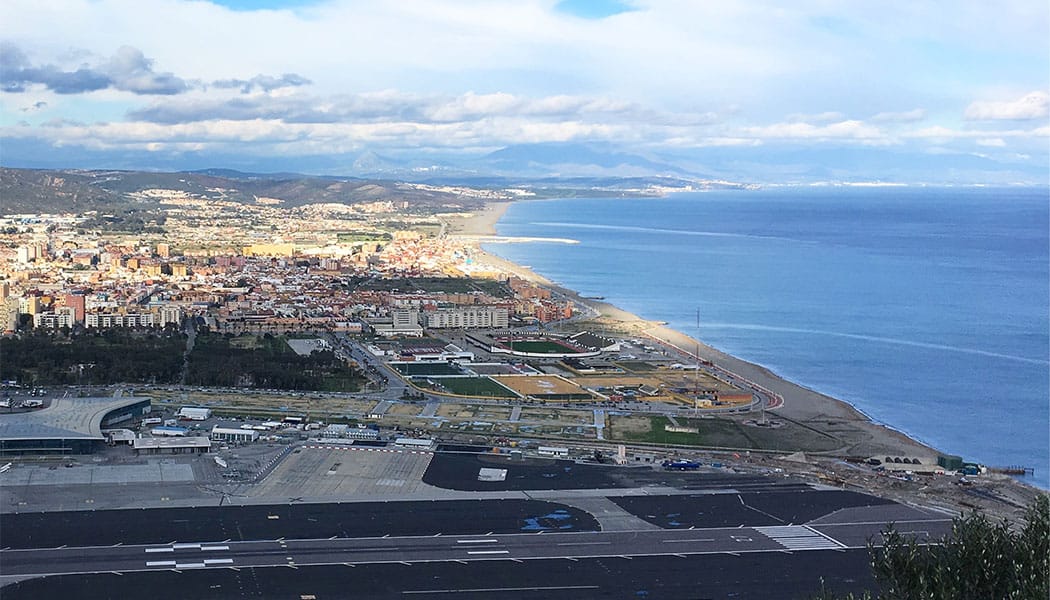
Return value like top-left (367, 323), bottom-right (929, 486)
top-left (465, 550), bottom-right (510, 555)
top-left (755, 525), bottom-right (846, 550)
top-left (404, 585), bottom-right (601, 595)
top-left (456, 539), bottom-right (499, 544)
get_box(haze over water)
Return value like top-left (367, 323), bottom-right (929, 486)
top-left (486, 187), bottom-right (1050, 488)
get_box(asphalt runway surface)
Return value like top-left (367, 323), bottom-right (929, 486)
top-left (612, 490), bottom-right (896, 529)
top-left (0, 500), bottom-right (599, 549)
top-left (2, 549), bottom-right (875, 599)
top-left (0, 488), bottom-right (953, 599)
top-left (422, 453), bottom-right (800, 492)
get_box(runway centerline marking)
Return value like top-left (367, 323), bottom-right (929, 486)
top-left (465, 550), bottom-right (510, 555)
top-left (456, 539), bottom-right (499, 544)
top-left (403, 585), bottom-right (600, 595)
top-left (662, 538), bottom-right (716, 543)
top-left (144, 548), bottom-right (175, 553)
top-left (145, 560), bottom-right (176, 567)
top-left (555, 541), bottom-right (611, 546)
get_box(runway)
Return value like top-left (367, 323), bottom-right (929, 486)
top-left (0, 490), bottom-right (954, 598)
top-left (0, 519), bottom-right (949, 578)
top-left (1, 552), bottom-right (875, 600)
top-left (0, 453), bottom-right (959, 599)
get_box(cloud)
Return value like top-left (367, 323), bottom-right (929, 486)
top-left (964, 91), bottom-right (1049, 121)
top-left (126, 90), bottom-right (651, 125)
top-left (976, 138), bottom-right (1006, 147)
top-left (1, 43), bottom-right (190, 95)
top-left (786, 111), bottom-right (844, 123)
top-left (212, 73), bottom-right (312, 93)
top-left (741, 119), bottom-right (888, 143)
top-left (906, 125), bottom-right (1048, 140)
top-left (871, 108), bottom-right (926, 122)
top-left (19, 100), bottom-right (48, 112)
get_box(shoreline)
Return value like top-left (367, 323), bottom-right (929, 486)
top-left (453, 200), bottom-right (940, 460)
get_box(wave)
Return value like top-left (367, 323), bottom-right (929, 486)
top-left (530, 221), bottom-right (807, 244)
top-left (701, 322), bottom-right (1050, 366)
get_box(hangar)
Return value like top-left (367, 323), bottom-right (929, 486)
top-left (0, 396), bottom-right (152, 455)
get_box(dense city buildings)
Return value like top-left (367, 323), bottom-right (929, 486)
top-left (0, 195), bottom-right (572, 339)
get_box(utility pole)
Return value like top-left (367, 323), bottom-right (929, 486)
top-left (694, 308), bottom-right (701, 418)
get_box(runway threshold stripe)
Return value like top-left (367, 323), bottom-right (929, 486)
top-left (145, 561), bottom-right (176, 567)
top-left (404, 585), bottom-right (600, 595)
top-left (755, 525), bottom-right (847, 551)
top-left (144, 548), bottom-right (175, 553)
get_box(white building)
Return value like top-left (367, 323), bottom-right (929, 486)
top-left (34, 307), bottom-right (76, 329)
top-left (425, 307), bottom-right (509, 329)
top-left (158, 306), bottom-right (183, 327)
top-left (177, 407), bottom-right (212, 421)
top-left (86, 312), bottom-right (155, 328)
top-left (211, 426), bottom-right (259, 443)
top-left (368, 309), bottom-right (424, 337)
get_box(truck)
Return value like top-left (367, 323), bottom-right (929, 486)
top-left (662, 460), bottom-right (701, 471)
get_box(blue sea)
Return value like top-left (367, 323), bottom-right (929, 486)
top-left (484, 187), bottom-right (1050, 488)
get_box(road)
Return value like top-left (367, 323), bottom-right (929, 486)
top-left (0, 518), bottom-right (950, 581)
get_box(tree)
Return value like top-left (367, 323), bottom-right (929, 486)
top-left (815, 495), bottom-right (1049, 600)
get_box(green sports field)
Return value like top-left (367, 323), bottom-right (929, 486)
top-left (426, 376), bottom-right (517, 398)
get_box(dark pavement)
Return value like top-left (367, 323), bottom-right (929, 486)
top-left (0, 499), bottom-right (599, 549)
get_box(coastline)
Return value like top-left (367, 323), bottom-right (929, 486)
top-left (454, 200), bottom-right (939, 460)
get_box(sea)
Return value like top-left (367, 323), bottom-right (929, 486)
top-left (484, 187), bottom-right (1050, 489)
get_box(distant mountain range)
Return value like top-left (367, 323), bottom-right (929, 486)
top-left (0, 168), bottom-right (487, 215)
top-left (3, 136), bottom-right (1045, 186)
top-left (0, 166), bottom-right (721, 215)
top-left (345, 142), bottom-right (1046, 185)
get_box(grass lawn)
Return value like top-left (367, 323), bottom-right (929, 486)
top-left (425, 376), bottom-right (517, 398)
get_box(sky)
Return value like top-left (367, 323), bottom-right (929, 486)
top-left (0, 0), bottom-right (1048, 182)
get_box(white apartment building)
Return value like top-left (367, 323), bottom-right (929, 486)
top-left (34, 307), bottom-right (77, 329)
top-left (425, 306), bottom-right (509, 329)
top-left (86, 312), bottom-right (155, 328)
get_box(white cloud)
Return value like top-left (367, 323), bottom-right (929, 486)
top-left (786, 111), bottom-right (844, 123)
top-left (906, 125), bottom-right (1048, 140)
top-left (741, 119), bottom-right (888, 142)
top-left (976, 138), bottom-right (1006, 147)
top-left (964, 91), bottom-right (1050, 121)
top-left (1, 0), bottom-right (1047, 169)
top-left (871, 108), bottom-right (926, 122)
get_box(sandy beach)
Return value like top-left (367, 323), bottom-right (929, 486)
top-left (453, 200), bottom-right (939, 459)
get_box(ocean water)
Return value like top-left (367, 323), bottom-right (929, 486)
top-left (484, 187), bottom-right (1050, 488)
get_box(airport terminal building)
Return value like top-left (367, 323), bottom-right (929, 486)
top-left (0, 396), bottom-right (152, 454)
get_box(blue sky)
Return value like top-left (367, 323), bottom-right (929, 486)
top-left (0, 0), bottom-right (1047, 182)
